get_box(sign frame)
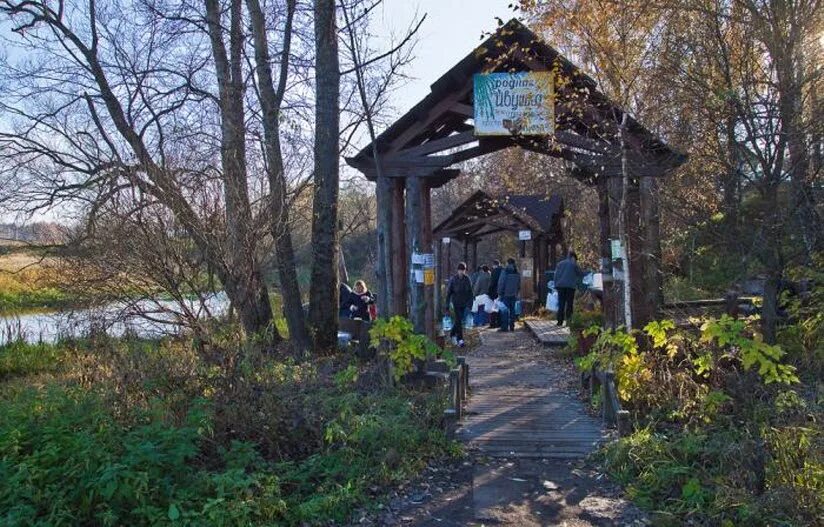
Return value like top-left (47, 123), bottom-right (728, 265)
top-left (473, 71), bottom-right (555, 137)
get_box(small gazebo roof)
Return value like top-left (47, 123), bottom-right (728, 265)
top-left (434, 191), bottom-right (563, 241)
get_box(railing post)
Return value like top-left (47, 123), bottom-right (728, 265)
top-left (457, 356), bottom-right (467, 402)
top-left (603, 371), bottom-right (617, 426)
top-left (617, 410), bottom-right (631, 437)
top-left (443, 408), bottom-right (458, 440)
top-left (449, 368), bottom-right (461, 419)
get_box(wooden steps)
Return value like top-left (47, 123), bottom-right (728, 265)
top-left (524, 318), bottom-right (570, 346)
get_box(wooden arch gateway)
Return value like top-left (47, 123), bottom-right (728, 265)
top-left (347, 19), bottom-right (687, 337)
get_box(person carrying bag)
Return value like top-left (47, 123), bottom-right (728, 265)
top-left (445, 262), bottom-right (473, 347)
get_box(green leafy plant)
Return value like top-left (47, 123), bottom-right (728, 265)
top-left (701, 315), bottom-right (799, 384)
top-left (575, 326), bottom-right (650, 403)
top-left (369, 316), bottom-right (446, 381)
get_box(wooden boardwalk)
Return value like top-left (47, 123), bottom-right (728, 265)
top-left (457, 329), bottom-right (604, 459)
top-left (523, 318), bottom-right (570, 346)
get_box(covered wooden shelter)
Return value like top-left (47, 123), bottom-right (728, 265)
top-left (433, 191), bottom-right (565, 307)
top-left (346, 19), bottom-right (686, 337)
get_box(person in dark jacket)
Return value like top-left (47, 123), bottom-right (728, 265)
top-left (554, 251), bottom-right (584, 326)
top-left (346, 280), bottom-right (376, 320)
top-left (470, 266), bottom-right (481, 290)
top-left (339, 282), bottom-right (353, 318)
top-left (497, 258), bottom-right (521, 332)
top-left (445, 262), bottom-right (473, 346)
top-left (473, 265), bottom-right (491, 297)
top-left (487, 260), bottom-right (503, 328)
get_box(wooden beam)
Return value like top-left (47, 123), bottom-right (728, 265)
top-left (375, 176), bottom-right (394, 318)
top-left (449, 102), bottom-right (474, 117)
top-left (393, 130), bottom-right (477, 159)
top-left (388, 83), bottom-right (473, 154)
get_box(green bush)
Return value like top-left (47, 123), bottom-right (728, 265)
top-left (0, 336), bottom-right (452, 526)
top-left (0, 386), bottom-right (287, 526)
top-left (369, 316), bottom-right (453, 380)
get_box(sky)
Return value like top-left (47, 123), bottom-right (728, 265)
top-left (372, 0), bottom-right (516, 115)
top-left (1, 0), bottom-right (518, 225)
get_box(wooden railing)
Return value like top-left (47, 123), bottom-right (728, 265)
top-left (584, 367), bottom-right (631, 436)
top-left (442, 356), bottom-right (469, 439)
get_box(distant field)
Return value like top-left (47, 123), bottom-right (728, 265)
top-left (0, 249), bottom-right (70, 313)
top-left (0, 239), bottom-right (27, 248)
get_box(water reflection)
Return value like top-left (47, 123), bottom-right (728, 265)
top-left (0, 293), bottom-right (230, 345)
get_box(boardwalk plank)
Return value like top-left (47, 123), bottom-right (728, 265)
top-left (459, 327), bottom-right (604, 459)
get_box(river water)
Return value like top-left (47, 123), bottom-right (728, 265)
top-left (0, 293), bottom-right (230, 345)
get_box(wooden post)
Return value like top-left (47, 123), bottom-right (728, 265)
top-left (626, 182), bottom-right (648, 326)
top-left (532, 237), bottom-right (541, 301)
top-left (606, 174), bottom-right (624, 328)
top-left (375, 176), bottom-right (393, 318)
top-left (550, 241), bottom-right (557, 267)
top-left (450, 368), bottom-right (462, 419)
top-left (391, 178), bottom-right (407, 316)
top-left (435, 242), bottom-right (442, 316)
top-left (462, 238), bottom-right (469, 264)
top-left (445, 239), bottom-right (452, 280)
top-left (471, 239), bottom-right (478, 271)
top-left (457, 356), bottom-right (467, 401)
top-left (422, 181), bottom-right (435, 338)
top-left (406, 176), bottom-right (424, 334)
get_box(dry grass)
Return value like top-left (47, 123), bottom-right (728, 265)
top-left (0, 250), bottom-right (69, 312)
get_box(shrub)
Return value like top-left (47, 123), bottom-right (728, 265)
top-left (0, 386), bottom-right (288, 526)
top-left (369, 316), bottom-right (453, 380)
top-left (0, 334), bottom-right (453, 526)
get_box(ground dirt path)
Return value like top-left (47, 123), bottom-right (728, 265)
top-left (352, 326), bottom-right (647, 526)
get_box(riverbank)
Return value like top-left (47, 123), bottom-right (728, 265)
top-left (0, 333), bottom-right (453, 525)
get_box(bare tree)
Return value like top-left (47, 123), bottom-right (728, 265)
top-left (246, 0), bottom-right (310, 349)
top-left (307, 0), bottom-right (340, 350)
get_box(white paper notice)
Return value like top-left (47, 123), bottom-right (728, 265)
top-left (414, 269), bottom-right (425, 283)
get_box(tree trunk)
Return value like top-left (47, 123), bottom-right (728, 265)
top-left (723, 110), bottom-right (740, 231)
top-left (640, 175), bottom-right (663, 316)
top-left (246, 0), bottom-right (310, 349)
top-left (309, 0), bottom-right (341, 351)
top-left (776, 55), bottom-right (820, 257)
top-left (205, 0), bottom-right (276, 339)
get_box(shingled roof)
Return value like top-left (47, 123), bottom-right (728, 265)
top-left (433, 191), bottom-right (564, 241)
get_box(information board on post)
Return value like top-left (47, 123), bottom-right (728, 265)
top-left (473, 72), bottom-right (555, 136)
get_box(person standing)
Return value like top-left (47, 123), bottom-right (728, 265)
top-left (339, 282), bottom-right (353, 319)
top-left (473, 265), bottom-right (491, 298)
top-left (473, 265), bottom-right (492, 325)
top-left (497, 258), bottom-right (520, 332)
top-left (345, 280), bottom-right (376, 320)
top-left (445, 262), bottom-right (473, 347)
top-left (487, 260), bottom-right (503, 328)
top-left (554, 250), bottom-right (584, 326)
top-left (470, 265), bottom-right (481, 290)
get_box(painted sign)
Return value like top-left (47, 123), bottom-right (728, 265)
top-left (423, 269), bottom-right (435, 286)
top-left (518, 230), bottom-right (532, 241)
top-left (473, 72), bottom-right (554, 136)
